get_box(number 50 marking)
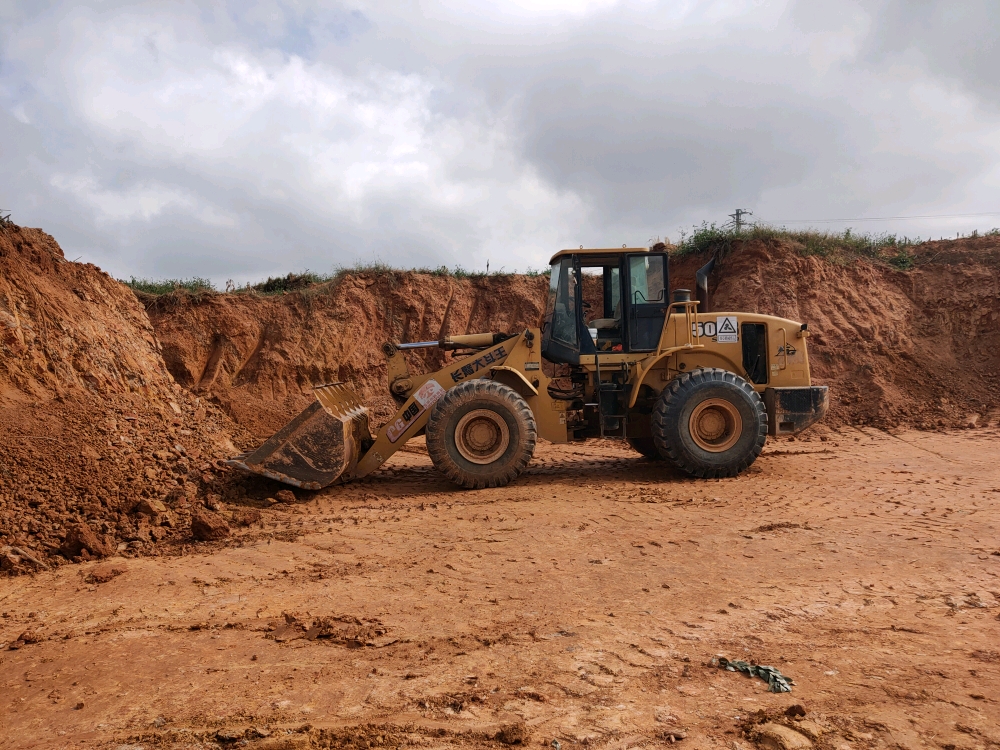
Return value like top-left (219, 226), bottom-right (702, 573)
top-left (691, 321), bottom-right (717, 337)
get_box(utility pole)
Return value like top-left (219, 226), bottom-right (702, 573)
top-left (729, 208), bottom-right (753, 231)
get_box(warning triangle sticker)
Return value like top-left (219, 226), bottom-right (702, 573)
top-left (718, 317), bottom-right (737, 334)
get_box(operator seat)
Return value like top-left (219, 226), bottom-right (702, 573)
top-left (590, 300), bottom-right (622, 351)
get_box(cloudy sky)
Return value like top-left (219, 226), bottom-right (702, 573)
top-left (2, 1), bottom-right (999, 283)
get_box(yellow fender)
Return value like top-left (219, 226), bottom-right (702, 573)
top-left (627, 343), bottom-right (703, 408)
top-left (489, 365), bottom-right (539, 396)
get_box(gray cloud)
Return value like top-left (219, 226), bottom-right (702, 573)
top-left (861, 0), bottom-right (1000, 103)
top-left (2, 0), bottom-right (999, 285)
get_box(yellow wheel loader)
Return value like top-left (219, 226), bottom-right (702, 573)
top-left (228, 247), bottom-right (828, 489)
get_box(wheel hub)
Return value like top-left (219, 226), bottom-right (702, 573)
top-left (689, 398), bottom-right (742, 453)
top-left (455, 409), bottom-right (510, 464)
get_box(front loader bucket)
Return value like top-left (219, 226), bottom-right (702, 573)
top-left (227, 383), bottom-right (371, 490)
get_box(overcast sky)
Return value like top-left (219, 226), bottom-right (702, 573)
top-left (2, 1), bottom-right (999, 283)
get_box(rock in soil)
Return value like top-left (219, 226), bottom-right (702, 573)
top-left (1, 545), bottom-right (49, 572)
top-left (17, 629), bottom-right (43, 645)
top-left (275, 489), bottom-right (297, 504)
top-left (791, 721), bottom-right (826, 741)
top-left (60, 524), bottom-right (109, 560)
top-left (496, 722), bottom-right (529, 745)
top-left (754, 723), bottom-right (813, 750)
top-left (232, 508), bottom-right (262, 527)
top-left (190, 509), bottom-right (230, 541)
top-left (85, 564), bottom-right (126, 584)
top-left (135, 497), bottom-right (167, 516)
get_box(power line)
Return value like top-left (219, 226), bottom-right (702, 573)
top-left (728, 208), bottom-right (753, 230)
top-left (762, 211), bottom-right (1000, 225)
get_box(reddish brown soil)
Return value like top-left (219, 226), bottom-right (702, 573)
top-left (6, 224), bottom-right (998, 575)
top-left (2, 225), bottom-right (1000, 749)
top-left (143, 273), bottom-right (551, 438)
top-left (147, 239), bottom-right (1000, 443)
top-left (0, 226), bottom-right (171, 401)
top-left (1, 429), bottom-right (998, 750)
top-left (0, 226), bottom-right (253, 573)
top-left (670, 238), bottom-right (1000, 430)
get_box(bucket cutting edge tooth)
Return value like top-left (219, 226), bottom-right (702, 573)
top-left (225, 383), bottom-right (372, 489)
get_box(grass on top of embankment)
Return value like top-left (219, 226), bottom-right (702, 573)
top-left (121, 224), bottom-right (1000, 298)
top-left (672, 222), bottom-right (937, 270)
top-left (122, 263), bottom-right (548, 297)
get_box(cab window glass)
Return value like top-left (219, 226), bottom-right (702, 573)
top-left (606, 266), bottom-right (620, 318)
top-left (628, 256), bottom-right (665, 304)
top-left (544, 261), bottom-right (561, 326)
top-left (548, 258), bottom-right (578, 347)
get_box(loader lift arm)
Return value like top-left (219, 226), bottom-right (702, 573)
top-left (227, 332), bottom-right (522, 489)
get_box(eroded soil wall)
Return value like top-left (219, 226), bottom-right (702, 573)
top-left (150, 238), bottom-right (1000, 437)
top-left (144, 273), bottom-right (552, 437)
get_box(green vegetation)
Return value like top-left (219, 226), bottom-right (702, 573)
top-left (674, 222), bottom-right (922, 270)
top-left (122, 263), bottom-right (549, 297)
top-left (242, 271), bottom-right (336, 294)
top-left (410, 265), bottom-right (547, 279)
top-left (127, 218), bottom-right (1000, 296)
top-left (123, 277), bottom-right (216, 295)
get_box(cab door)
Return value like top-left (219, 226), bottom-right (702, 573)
top-left (542, 256), bottom-right (584, 363)
top-left (624, 253), bottom-right (668, 352)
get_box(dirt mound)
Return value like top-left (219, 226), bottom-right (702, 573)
top-left (671, 236), bottom-right (1000, 429)
top-left (0, 225), bottom-right (250, 573)
top-left (144, 273), bottom-right (551, 439)
top-left (0, 227), bottom-right (173, 401)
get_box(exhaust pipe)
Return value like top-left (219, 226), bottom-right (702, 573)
top-left (695, 257), bottom-right (715, 313)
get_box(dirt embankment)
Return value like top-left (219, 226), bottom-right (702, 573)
top-left (0, 226), bottom-right (249, 574)
top-left (0, 227), bottom-right (171, 401)
top-left (149, 237), bottom-right (1000, 438)
top-left (144, 273), bottom-right (551, 438)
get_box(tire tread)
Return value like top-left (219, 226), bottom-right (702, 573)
top-left (426, 379), bottom-right (536, 489)
top-left (651, 367), bottom-right (766, 478)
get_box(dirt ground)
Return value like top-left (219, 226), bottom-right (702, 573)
top-left (2, 428), bottom-right (998, 750)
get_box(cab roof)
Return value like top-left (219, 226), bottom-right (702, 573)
top-left (548, 247), bottom-right (650, 265)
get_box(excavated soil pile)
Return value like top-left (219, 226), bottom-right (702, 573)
top-left (671, 236), bottom-right (1000, 429)
top-left (143, 273), bottom-right (552, 438)
top-left (0, 225), bottom-right (251, 574)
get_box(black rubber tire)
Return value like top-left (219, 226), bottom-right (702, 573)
top-left (651, 368), bottom-right (767, 478)
top-left (427, 379), bottom-right (537, 489)
top-left (627, 436), bottom-right (663, 461)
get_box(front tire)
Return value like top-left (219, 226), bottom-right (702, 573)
top-left (651, 368), bottom-right (766, 478)
top-left (426, 380), bottom-right (536, 489)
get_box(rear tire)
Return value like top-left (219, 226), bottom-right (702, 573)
top-left (427, 380), bottom-right (536, 489)
top-left (627, 436), bottom-right (663, 461)
top-left (651, 368), bottom-right (766, 478)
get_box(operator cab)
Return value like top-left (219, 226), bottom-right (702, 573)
top-left (542, 247), bottom-right (669, 364)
